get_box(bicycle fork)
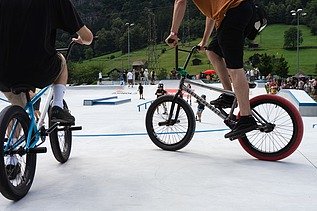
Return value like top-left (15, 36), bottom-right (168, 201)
top-left (157, 91), bottom-right (184, 127)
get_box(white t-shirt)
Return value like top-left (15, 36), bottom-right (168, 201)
top-left (127, 71), bottom-right (133, 80)
top-left (144, 69), bottom-right (149, 78)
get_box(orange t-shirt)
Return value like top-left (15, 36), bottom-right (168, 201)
top-left (192, 0), bottom-right (244, 28)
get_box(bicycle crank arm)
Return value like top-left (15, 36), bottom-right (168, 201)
top-left (258, 123), bottom-right (275, 133)
top-left (158, 119), bottom-right (180, 126)
top-left (56, 125), bottom-right (82, 131)
top-left (46, 122), bottom-right (59, 134)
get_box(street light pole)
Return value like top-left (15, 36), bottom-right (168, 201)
top-left (290, 9), bottom-right (307, 74)
top-left (125, 23), bottom-right (134, 70)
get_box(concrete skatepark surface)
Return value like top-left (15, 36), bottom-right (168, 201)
top-left (0, 81), bottom-right (316, 210)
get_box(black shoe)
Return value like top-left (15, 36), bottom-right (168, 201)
top-left (50, 106), bottom-right (75, 125)
top-left (6, 163), bottom-right (21, 180)
top-left (210, 93), bottom-right (236, 108)
top-left (224, 115), bottom-right (257, 140)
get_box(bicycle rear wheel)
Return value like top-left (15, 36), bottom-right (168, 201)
top-left (48, 100), bottom-right (72, 163)
top-left (0, 105), bottom-right (36, 201)
top-left (146, 95), bottom-right (196, 151)
top-left (238, 95), bottom-right (303, 161)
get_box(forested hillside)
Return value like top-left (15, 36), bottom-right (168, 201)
top-left (61, 0), bottom-right (317, 60)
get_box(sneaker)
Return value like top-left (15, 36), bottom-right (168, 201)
top-left (210, 93), bottom-right (236, 108)
top-left (6, 164), bottom-right (21, 180)
top-left (50, 106), bottom-right (75, 124)
top-left (224, 115), bottom-right (257, 140)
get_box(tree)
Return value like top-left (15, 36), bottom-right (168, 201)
top-left (283, 26), bottom-right (303, 49)
top-left (95, 28), bottom-right (119, 56)
top-left (258, 53), bottom-right (274, 76)
top-left (272, 56), bottom-right (289, 78)
top-left (249, 53), bottom-right (289, 78)
top-left (156, 68), bottom-right (168, 80)
top-left (84, 48), bottom-right (94, 59)
top-left (306, 0), bottom-right (317, 35)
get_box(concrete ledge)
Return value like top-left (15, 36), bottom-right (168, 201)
top-left (83, 96), bottom-right (131, 106)
top-left (84, 96), bottom-right (118, 106)
top-left (278, 89), bottom-right (317, 117)
top-left (93, 98), bottom-right (131, 105)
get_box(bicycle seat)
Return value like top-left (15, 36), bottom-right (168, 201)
top-left (10, 84), bottom-right (36, 94)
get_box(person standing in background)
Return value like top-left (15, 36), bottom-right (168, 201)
top-left (138, 83), bottom-right (144, 99)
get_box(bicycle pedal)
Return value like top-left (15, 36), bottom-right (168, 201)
top-left (58, 122), bottom-right (75, 126)
top-left (229, 134), bottom-right (246, 141)
top-left (229, 136), bottom-right (238, 141)
top-left (28, 147), bottom-right (47, 154)
top-left (69, 126), bottom-right (82, 131)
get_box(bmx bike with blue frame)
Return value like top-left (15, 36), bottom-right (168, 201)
top-left (0, 41), bottom-right (82, 201)
top-left (145, 46), bottom-right (304, 161)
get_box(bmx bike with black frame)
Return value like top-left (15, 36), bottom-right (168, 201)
top-left (145, 46), bottom-right (304, 161)
top-left (0, 41), bottom-right (82, 201)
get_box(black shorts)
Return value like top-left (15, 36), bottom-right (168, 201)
top-left (0, 53), bottom-right (62, 92)
top-left (206, 0), bottom-right (255, 69)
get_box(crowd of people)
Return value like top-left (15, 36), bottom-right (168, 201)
top-left (265, 73), bottom-right (317, 99)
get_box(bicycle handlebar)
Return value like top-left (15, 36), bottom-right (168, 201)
top-left (56, 36), bottom-right (98, 61)
top-left (175, 45), bottom-right (200, 72)
top-left (56, 41), bottom-right (76, 61)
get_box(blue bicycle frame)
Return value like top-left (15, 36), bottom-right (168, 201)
top-left (5, 85), bottom-right (53, 152)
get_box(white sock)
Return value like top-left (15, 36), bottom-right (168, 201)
top-left (52, 84), bottom-right (66, 108)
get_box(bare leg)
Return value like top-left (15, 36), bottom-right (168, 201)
top-left (206, 50), bottom-right (232, 91)
top-left (50, 53), bottom-right (75, 123)
top-left (2, 92), bottom-right (26, 167)
top-left (228, 68), bottom-right (251, 116)
top-left (52, 54), bottom-right (67, 108)
top-left (54, 54), bottom-right (67, 85)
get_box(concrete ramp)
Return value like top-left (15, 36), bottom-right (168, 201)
top-left (83, 96), bottom-right (131, 106)
top-left (278, 89), bottom-right (317, 116)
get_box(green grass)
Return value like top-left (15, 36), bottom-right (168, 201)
top-left (74, 24), bottom-right (317, 76)
top-left (250, 24), bottom-right (317, 75)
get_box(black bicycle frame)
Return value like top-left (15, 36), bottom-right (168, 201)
top-left (166, 46), bottom-right (236, 124)
top-left (166, 46), bottom-right (270, 130)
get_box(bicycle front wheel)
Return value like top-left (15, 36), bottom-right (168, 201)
top-left (0, 105), bottom-right (36, 201)
top-left (145, 95), bottom-right (196, 151)
top-left (48, 100), bottom-right (72, 163)
top-left (238, 95), bottom-right (304, 161)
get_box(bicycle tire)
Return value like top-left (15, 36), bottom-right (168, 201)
top-left (146, 95), bottom-right (196, 151)
top-left (48, 100), bottom-right (72, 163)
top-left (0, 105), bottom-right (36, 201)
top-left (238, 95), bottom-right (304, 161)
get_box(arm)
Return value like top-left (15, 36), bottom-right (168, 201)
top-left (72, 25), bottom-right (93, 45)
top-left (198, 17), bottom-right (215, 49)
top-left (165, 0), bottom-right (187, 47)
